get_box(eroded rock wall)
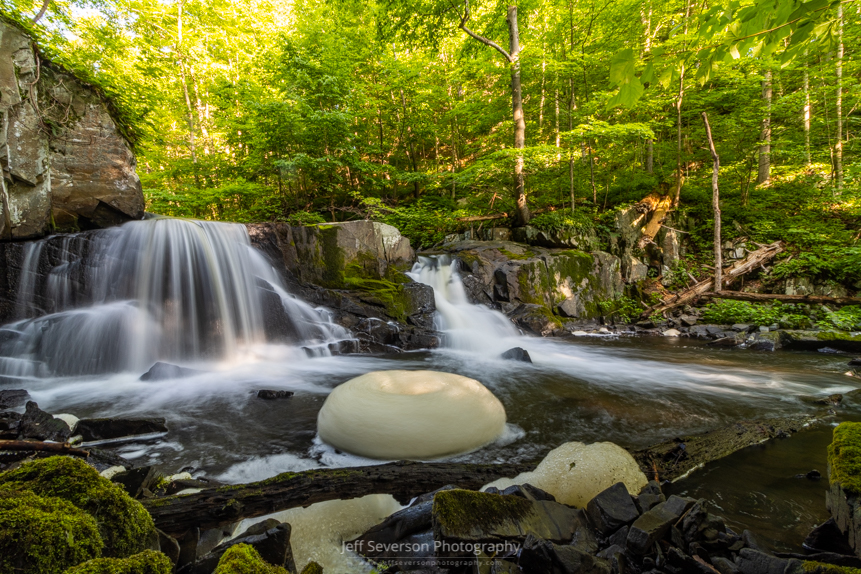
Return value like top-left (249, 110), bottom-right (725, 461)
top-left (0, 18), bottom-right (143, 239)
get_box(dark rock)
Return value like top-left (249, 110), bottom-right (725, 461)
top-left (177, 527), bottom-right (200, 570)
top-left (731, 324), bottom-right (752, 333)
top-left (794, 469), bottom-right (822, 480)
top-left (19, 401), bottom-right (71, 441)
top-left (500, 347), bottom-right (532, 363)
top-left (818, 347), bottom-right (844, 354)
top-left (585, 482), bottom-right (640, 536)
top-left (0, 410), bottom-right (22, 436)
top-left (257, 390), bottom-right (294, 400)
top-left (803, 518), bottom-right (854, 555)
top-left (637, 481), bottom-right (667, 512)
top-left (607, 525), bottom-right (628, 549)
top-left (708, 336), bottom-right (739, 347)
top-left (111, 465), bottom-right (157, 499)
top-left (500, 483), bottom-right (555, 502)
top-left (626, 502), bottom-right (680, 554)
top-left (570, 509), bottom-right (599, 555)
top-left (665, 547), bottom-right (715, 574)
top-left (680, 315), bottom-right (698, 327)
top-left (140, 362), bottom-right (203, 381)
top-left (402, 282), bottom-right (436, 316)
top-left (157, 529), bottom-right (181, 565)
top-left (185, 523), bottom-right (295, 574)
top-left (849, 358), bottom-right (861, 366)
top-left (595, 544), bottom-right (626, 574)
top-left (705, 325), bottom-right (726, 337)
top-left (663, 495), bottom-right (697, 517)
top-left (518, 535), bottom-right (611, 574)
top-left (742, 530), bottom-right (767, 553)
top-left (0, 389), bottom-right (29, 409)
top-left (77, 417), bottom-right (168, 441)
top-left (734, 548), bottom-right (788, 574)
top-left (712, 556), bottom-right (740, 574)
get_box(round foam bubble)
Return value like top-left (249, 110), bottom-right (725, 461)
top-left (317, 370), bottom-right (506, 460)
top-left (484, 441), bottom-right (648, 508)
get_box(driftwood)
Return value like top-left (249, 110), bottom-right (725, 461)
top-left (631, 415), bottom-right (816, 482)
top-left (144, 461), bottom-right (535, 535)
top-left (647, 240), bottom-right (785, 316)
top-left (705, 290), bottom-right (861, 307)
top-left (0, 440), bottom-right (90, 458)
top-left (637, 193), bottom-right (674, 249)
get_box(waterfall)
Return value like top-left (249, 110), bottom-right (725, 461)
top-left (407, 255), bottom-right (519, 352)
top-left (0, 218), bottom-right (349, 377)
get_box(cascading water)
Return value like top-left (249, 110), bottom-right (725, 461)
top-left (407, 255), bottom-right (519, 352)
top-left (0, 218), bottom-right (348, 377)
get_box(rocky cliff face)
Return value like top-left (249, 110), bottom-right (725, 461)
top-left (0, 18), bottom-right (144, 240)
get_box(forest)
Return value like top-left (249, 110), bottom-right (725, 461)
top-left (2, 0), bottom-right (859, 290)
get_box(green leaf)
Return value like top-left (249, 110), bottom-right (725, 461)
top-left (609, 48), bottom-right (636, 86)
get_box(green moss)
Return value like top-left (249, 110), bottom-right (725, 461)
top-left (0, 457), bottom-right (156, 557)
top-left (300, 562), bottom-right (324, 574)
top-left (343, 267), bottom-right (413, 321)
top-left (499, 248), bottom-right (536, 260)
top-left (432, 489), bottom-right (533, 538)
top-left (213, 543), bottom-right (289, 574)
top-left (802, 562), bottom-right (861, 574)
top-left (815, 331), bottom-right (861, 343)
top-left (828, 422), bottom-right (861, 496)
top-left (0, 487), bottom-right (103, 574)
top-left (63, 550), bottom-right (172, 574)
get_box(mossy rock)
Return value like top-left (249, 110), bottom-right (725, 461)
top-left (0, 487), bottom-right (103, 574)
top-left (213, 543), bottom-right (290, 574)
top-left (300, 562), bottom-right (324, 574)
top-left (433, 489), bottom-right (533, 538)
top-left (828, 422), bottom-right (861, 496)
top-left (802, 561), bottom-right (861, 574)
top-left (63, 550), bottom-right (172, 574)
top-left (0, 456), bottom-right (156, 557)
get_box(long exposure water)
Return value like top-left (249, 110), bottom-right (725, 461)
top-left (0, 219), bottom-right (854, 556)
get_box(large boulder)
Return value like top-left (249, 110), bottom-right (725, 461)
top-left (827, 422), bottom-right (861, 555)
top-left (0, 17), bottom-right (144, 239)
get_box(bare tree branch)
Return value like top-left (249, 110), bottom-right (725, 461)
top-left (459, 0), bottom-right (512, 62)
top-left (32, 0), bottom-right (50, 24)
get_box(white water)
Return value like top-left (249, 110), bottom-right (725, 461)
top-left (0, 218), bottom-right (349, 377)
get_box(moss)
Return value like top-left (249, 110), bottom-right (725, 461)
top-left (499, 248), bottom-right (536, 260)
top-left (63, 550), bottom-right (172, 574)
top-left (0, 487), bottom-right (102, 574)
top-left (343, 269), bottom-right (412, 321)
top-left (828, 422), bottom-right (861, 496)
top-left (213, 543), bottom-right (289, 574)
top-left (0, 457), bottom-right (156, 557)
top-left (815, 331), bottom-right (861, 343)
top-left (432, 489), bottom-right (533, 538)
top-left (802, 562), bottom-right (861, 574)
top-left (300, 562), bottom-right (324, 574)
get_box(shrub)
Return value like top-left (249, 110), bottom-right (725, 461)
top-left (0, 457), bottom-right (156, 557)
top-left (64, 550), bottom-right (172, 574)
top-left (0, 487), bottom-right (102, 574)
top-left (213, 544), bottom-right (289, 574)
top-left (818, 306), bottom-right (861, 331)
top-left (529, 209), bottom-right (595, 234)
top-left (701, 300), bottom-right (810, 328)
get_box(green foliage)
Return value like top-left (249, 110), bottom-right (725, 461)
top-left (0, 487), bottom-right (103, 574)
top-left (213, 544), bottom-right (289, 574)
top-left (802, 561), bottom-right (861, 574)
top-left (0, 457), bottom-right (156, 558)
top-left (530, 209), bottom-right (595, 234)
top-left (817, 306), bottom-right (861, 331)
top-left (598, 296), bottom-right (642, 323)
top-left (285, 211), bottom-right (326, 226)
top-left (828, 422), bottom-right (861, 497)
top-left (64, 551), bottom-right (172, 574)
top-left (701, 300), bottom-right (810, 328)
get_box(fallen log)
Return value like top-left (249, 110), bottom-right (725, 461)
top-left (704, 290), bottom-right (861, 307)
top-left (630, 415), bottom-right (816, 482)
top-left (647, 240), bottom-right (784, 316)
top-left (144, 461), bottom-right (535, 535)
top-left (0, 440), bottom-right (90, 458)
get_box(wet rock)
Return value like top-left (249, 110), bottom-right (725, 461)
top-left (519, 535), bottom-right (611, 574)
top-left (19, 401), bottom-right (71, 441)
top-left (77, 417), bottom-right (168, 441)
top-left (433, 489), bottom-right (582, 546)
top-left (158, 529), bottom-right (181, 565)
top-left (665, 547), bottom-right (716, 574)
top-left (732, 324), bottom-right (753, 333)
top-left (626, 497), bottom-right (691, 555)
top-left (803, 518), bottom-right (854, 555)
top-left (637, 481), bottom-right (666, 512)
top-left (585, 482), bottom-right (640, 536)
top-left (819, 347), bottom-right (845, 354)
top-left (140, 362), bottom-right (203, 381)
top-left (257, 390), bottom-right (294, 400)
top-left (712, 556), bottom-right (740, 574)
top-left (680, 315), bottom-right (698, 327)
top-left (499, 483), bottom-right (555, 501)
top-left (500, 347), bottom-right (532, 363)
top-left (0, 410), bottom-right (21, 437)
top-left (734, 548), bottom-right (788, 574)
top-left (794, 469), bottom-right (822, 480)
top-left (508, 304), bottom-right (560, 337)
top-left (111, 465), bottom-right (157, 499)
top-left (402, 282), bottom-right (436, 316)
top-left (0, 389), bottom-right (29, 409)
top-left (184, 522), bottom-right (295, 574)
top-left (849, 358), bottom-right (861, 366)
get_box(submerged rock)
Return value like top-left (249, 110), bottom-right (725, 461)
top-left (140, 362), bottom-right (203, 382)
top-left (500, 347), bottom-right (532, 363)
top-left (257, 390), bottom-right (294, 400)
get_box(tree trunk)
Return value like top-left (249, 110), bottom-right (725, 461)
top-left (177, 1), bottom-right (196, 166)
top-left (645, 139), bottom-right (653, 173)
top-left (144, 461), bottom-right (535, 535)
top-left (757, 69), bottom-right (772, 185)
top-left (836, 4), bottom-right (844, 192)
top-left (508, 6), bottom-right (529, 226)
top-left (702, 112), bottom-right (722, 292)
top-left (673, 0), bottom-right (690, 208)
top-left (803, 58), bottom-right (811, 166)
top-left (568, 77), bottom-right (575, 210)
top-left (539, 43), bottom-right (546, 134)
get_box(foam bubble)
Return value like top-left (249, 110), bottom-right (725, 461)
top-left (484, 441), bottom-right (648, 508)
top-left (317, 370), bottom-right (506, 460)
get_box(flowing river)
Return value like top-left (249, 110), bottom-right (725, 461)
top-left (0, 218), bottom-right (855, 557)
